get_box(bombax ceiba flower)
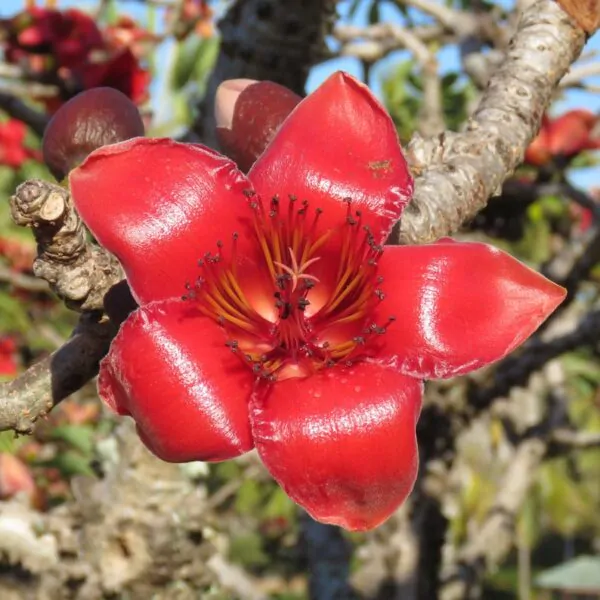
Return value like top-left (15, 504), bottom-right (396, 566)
top-left (69, 72), bottom-right (565, 530)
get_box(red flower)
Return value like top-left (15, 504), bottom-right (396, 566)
top-left (75, 49), bottom-right (150, 106)
top-left (4, 7), bottom-right (103, 69)
top-left (0, 119), bottom-right (40, 169)
top-left (525, 110), bottom-right (600, 167)
top-left (69, 72), bottom-right (565, 530)
top-left (0, 336), bottom-right (18, 377)
top-left (1, 7), bottom-right (150, 108)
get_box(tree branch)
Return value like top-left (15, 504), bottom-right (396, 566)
top-left (0, 313), bottom-right (115, 433)
top-left (0, 92), bottom-right (49, 137)
top-left (191, 0), bottom-right (337, 147)
top-left (397, 0), bottom-right (586, 244)
top-left (10, 180), bottom-right (124, 312)
top-left (469, 309), bottom-right (600, 410)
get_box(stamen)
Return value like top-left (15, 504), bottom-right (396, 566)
top-left (185, 190), bottom-right (393, 381)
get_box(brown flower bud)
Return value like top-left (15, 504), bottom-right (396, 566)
top-left (43, 87), bottom-right (145, 181)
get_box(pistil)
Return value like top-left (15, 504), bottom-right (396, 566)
top-left (184, 191), bottom-right (394, 380)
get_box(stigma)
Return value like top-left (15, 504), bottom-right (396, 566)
top-left (183, 191), bottom-right (394, 380)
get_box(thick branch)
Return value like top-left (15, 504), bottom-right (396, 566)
top-left (0, 314), bottom-right (116, 433)
top-left (469, 309), bottom-right (600, 410)
top-left (398, 0), bottom-right (586, 244)
top-left (440, 437), bottom-right (547, 600)
top-left (10, 180), bottom-right (124, 312)
top-left (192, 0), bottom-right (337, 147)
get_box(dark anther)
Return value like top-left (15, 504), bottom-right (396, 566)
top-left (377, 276), bottom-right (384, 284)
top-left (315, 207), bottom-right (323, 215)
top-left (217, 315), bottom-right (225, 325)
top-left (303, 279), bottom-right (316, 290)
top-left (225, 340), bottom-right (239, 353)
top-left (289, 194), bottom-right (297, 201)
top-left (353, 336), bottom-right (366, 345)
top-left (375, 289), bottom-right (385, 300)
top-left (342, 197), bottom-right (352, 204)
top-left (232, 232), bottom-right (239, 240)
top-left (250, 201), bottom-right (258, 209)
top-left (253, 363), bottom-right (262, 373)
top-left (297, 298), bottom-right (310, 311)
top-left (243, 189), bottom-right (256, 197)
top-left (281, 302), bottom-right (291, 320)
top-left (346, 216), bottom-right (357, 226)
top-left (326, 359), bottom-right (335, 368)
top-left (216, 240), bottom-right (223, 248)
top-left (355, 210), bottom-right (362, 217)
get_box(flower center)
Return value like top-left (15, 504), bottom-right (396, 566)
top-left (183, 191), bottom-right (394, 380)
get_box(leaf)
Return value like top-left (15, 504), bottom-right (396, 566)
top-left (368, 0), bottom-right (380, 24)
top-left (50, 425), bottom-right (94, 455)
top-left (171, 37), bottom-right (218, 91)
top-left (229, 533), bottom-right (269, 568)
top-left (234, 479), bottom-right (263, 515)
top-left (48, 450), bottom-right (95, 477)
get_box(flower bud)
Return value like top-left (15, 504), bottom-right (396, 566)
top-left (215, 79), bottom-right (301, 172)
top-left (42, 87), bottom-right (144, 181)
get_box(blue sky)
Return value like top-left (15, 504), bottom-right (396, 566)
top-left (1, 0), bottom-right (599, 188)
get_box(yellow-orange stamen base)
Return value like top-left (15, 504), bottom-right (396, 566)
top-left (183, 192), bottom-right (394, 380)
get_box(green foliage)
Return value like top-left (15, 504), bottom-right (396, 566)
top-left (381, 60), bottom-right (475, 141)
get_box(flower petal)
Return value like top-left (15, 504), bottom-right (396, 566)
top-left (99, 298), bottom-right (254, 462)
top-left (376, 242), bottom-right (566, 379)
top-left (250, 362), bottom-right (422, 531)
top-left (248, 72), bottom-right (413, 245)
top-left (69, 137), bottom-right (255, 304)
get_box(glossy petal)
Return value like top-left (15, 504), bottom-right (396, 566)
top-left (250, 362), bottom-right (422, 531)
top-left (375, 242), bottom-right (566, 379)
top-left (248, 72), bottom-right (413, 245)
top-left (69, 137), bottom-right (255, 304)
top-left (99, 299), bottom-right (254, 462)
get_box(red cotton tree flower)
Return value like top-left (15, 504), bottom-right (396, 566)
top-left (68, 72), bottom-right (565, 531)
top-left (525, 110), bottom-right (600, 167)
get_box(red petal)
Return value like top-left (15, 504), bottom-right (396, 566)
top-left (376, 242), bottom-right (566, 379)
top-left (250, 362), bottom-right (422, 531)
top-left (99, 299), bottom-right (254, 462)
top-left (69, 138), bottom-right (255, 304)
top-left (248, 72), bottom-right (413, 245)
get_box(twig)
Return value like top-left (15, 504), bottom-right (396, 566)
top-left (0, 263), bottom-right (50, 293)
top-left (397, 0), bottom-right (586, 244)
top-left (440, 437), bottom-right (547, 599)
top-left (0, 92), bottom-right (49, 137)
top-left (549, 429), bottom-right (600, 451)
top-left (469, 309), bottom-right (600, 410)
top-left (395, 0), bottom-right (478, 35)
top-left (10, 180), bottom-right (124, 312)
top-left (0, 313), bottom-right (115, 433)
